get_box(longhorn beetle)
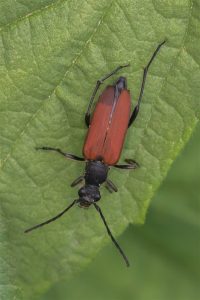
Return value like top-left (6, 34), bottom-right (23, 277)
top-left (25, 41), bottom-right (165, 267)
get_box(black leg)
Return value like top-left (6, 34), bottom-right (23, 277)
top-left (105, 179), bottom-right (118, 193)
top-left (113, 159), bottom-right (139, 170)
top-left (71, 176), bottom-right (84, 187)
top-left (93, 203), bottom-right (130, 267)
top-left (24, 199), bottom-right (77, 233)
top-left (85, 64), bottom-right (130, 127)
top-left (128, 41), bottom-right (166, 127)
top-left (36, 146), bottom-right (85, 162)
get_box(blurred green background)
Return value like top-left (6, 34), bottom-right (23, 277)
top-left (42, 123), bottom-right (200, 300)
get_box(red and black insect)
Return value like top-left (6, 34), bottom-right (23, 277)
top-left (25, 41), bottom-right (165, 267)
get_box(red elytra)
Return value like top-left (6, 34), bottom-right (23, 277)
top-left (83, 86), bottom-right (131, 165)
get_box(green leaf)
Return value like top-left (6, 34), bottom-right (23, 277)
top-left (48, 122), bottom-right (200, 300)
top-left (0, 0), bottom-right (199, 298)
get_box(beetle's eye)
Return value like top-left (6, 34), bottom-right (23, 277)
top-left (94, 192), bottom-right (100, 201)
top-left (78, 188), bottom-right (86, 198)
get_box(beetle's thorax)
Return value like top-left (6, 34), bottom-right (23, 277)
top-left (85, 160), bottom-right (109, 186)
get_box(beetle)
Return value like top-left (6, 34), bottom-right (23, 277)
top-left (25, 41), bottom-right (165, 267)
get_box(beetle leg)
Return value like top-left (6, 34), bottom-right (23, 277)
top-left (125, 159), bottom-right (139, 166)
top-left (128, 41), bottom-right (166, 127)
top-left (105, 179), bottom-right (118, 193)
top-left (71, 176), bottom-right (85, 187)
top-left (85, 64), bottom-right (130, 127)
top-left (36, 146), bottom-right (85, 162)
top-left (113, 159), bottom-right (139, 170)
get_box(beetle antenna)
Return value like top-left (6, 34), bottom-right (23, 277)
top-left (93, 203), bottom-right (130, 267)
top-left (24, 199), bottom-right (77, 233)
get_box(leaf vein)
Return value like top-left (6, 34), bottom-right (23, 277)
top-left (0, 0), bottom-right (114, 171)
top-left (0, 0), bottom-right (66, 32)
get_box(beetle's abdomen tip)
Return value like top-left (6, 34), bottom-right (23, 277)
top-left (116, 76), bottom-right (127, 90)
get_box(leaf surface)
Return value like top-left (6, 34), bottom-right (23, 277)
top-left (0, 0), bottom-right (200, 298)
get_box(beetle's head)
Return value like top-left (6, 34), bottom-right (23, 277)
top-left (78, 185), bottom-right (101, 208)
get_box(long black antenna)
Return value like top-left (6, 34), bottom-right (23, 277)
top-left (128, 40), bottom-right (166, 127)
top-left (93, 203), bottom-right (130, 267)
top-left (24, 199), bottom-right (77, 233)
